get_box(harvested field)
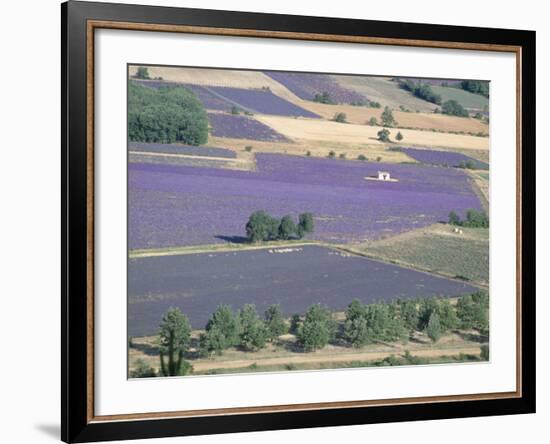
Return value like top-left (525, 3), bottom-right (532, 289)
top-left (128, 245), bottom-right (478, 336)
top-left (360, 224), bottom-right (489, 285)
top-left (129, 154), bottom-right (482, 249)
top-left (296, 102), bottom-right (489, 135)
top-left (256, 115), bottom-right (490, 150)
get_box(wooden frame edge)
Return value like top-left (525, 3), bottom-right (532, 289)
top-left (85, 18), bottom-right (524, 424)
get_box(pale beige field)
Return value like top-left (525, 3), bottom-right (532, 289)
top-left (208, 136), bottom-right (414, 163)
top-left (255, 115), bottom-right (490, 151)
top-left (298, 101), bottom-right (489, 135)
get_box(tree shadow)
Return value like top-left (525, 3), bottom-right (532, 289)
top-left (455, 330), bottom-right (488, 343)
top-left (130, 341), bottom-right (159, 356)
top-left (214, 235), bottom-right (249, 244)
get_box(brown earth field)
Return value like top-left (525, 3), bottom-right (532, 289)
top-left (129, 328), bottom-right (486, 376)
top-left (255, 115), bottom-right (490, 151)
top-left (299, 101), bottom-right (489, 135)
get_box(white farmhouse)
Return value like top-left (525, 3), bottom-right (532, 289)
top-left (378, 171), bottom-right (391, 181)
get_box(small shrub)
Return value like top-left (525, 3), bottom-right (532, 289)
top-left (395, 131), bottom-right (404, 141)
top-left (332, 112), bottom-right (347, 123)
top-left (367, 117), bottom-right (378, 126)
top-left (328, 150), bottom-right (336, 159)
top-left (244, 145), bottom-right (253, 152)
top-left (377, 128), bottom-right (391, 142)
top-left (357, 154), bottom-right (367, 161)
top-left (339, 153), bottom-right (347, 159)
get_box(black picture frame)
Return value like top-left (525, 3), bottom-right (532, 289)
top-left (62, 1), bottom-right (536, 442)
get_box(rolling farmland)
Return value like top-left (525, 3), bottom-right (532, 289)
top-left (207, 113), bottom-right (290, 141)
top-left (128, 245), bottom-right (478, 336)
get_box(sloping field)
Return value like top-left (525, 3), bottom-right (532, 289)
top-left (129, 142), bottom-right (237, 158)
top-left (430, 85), bottom-right (489, 110)
top-left (402, 148), bottom-right (489, 169)
top-left (208, 113), bottom-right (290, 141)
top-left (208, 86), bottom-right (320, 118)
top-left (128, 66), bottom-right (304, 104)
top-left (128, 245), bottom-right (478, 335)
top-left (264, 71), bottom-right (367, 104)
top-left (256, 115), bottom-right (490, 150)
top-left (298, 102), bottom-right (488, 134)
top-left (129, 154), bottom-right (482, 249)
top-left (362, 224), bottom-right (489, 285)
top-left (331, 75), bottom-right (438, 112)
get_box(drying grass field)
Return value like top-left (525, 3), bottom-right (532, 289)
top-left (129, 322), bottom-right (485, 376)
top-left (430, 85), bottom-right (489, 110)
top-left (300, 101), bottom-right (489, 135)
top-left (208, 136), bottom-right (413, 163)
top-left (358, 224), bottom-right (489, 286)
top-left (256, 115), bottom-right (490, 150)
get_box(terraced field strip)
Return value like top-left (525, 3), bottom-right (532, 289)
top-left (256, 115), bottom-right (490, 151)
top-left (190, 345), bottom-right (482, 372)
top-left (128, 150), bottom-right (249, 163)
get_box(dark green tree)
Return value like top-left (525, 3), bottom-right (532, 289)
top-left (441, 99), bottom-right (469, 117)
top-left (377, 128), bottom-right (391, 142)
top-left (201, 305), bottom-right (240, 355)
top-left (158, 308), bottom-right (192, 376)
top-left (399, 299), bottom-right (420, 332)
top-left (367, 117), bottom-right (378, 126)
top-left (246, 210), bottom-right (280, 242)
top-left (278, 215), bottom-right (297, 240)
top-left (128, 82), bottom-right (209, 145)
top-left (381, 106), bottom-right (396, 127)
top-left (289, 313), bottom-right (301, 334)
top-left (426, 312), bottom-right (443, 343)
top-left (448, 211), bottom-right (461, 225)
top-left (135, 66), bottom-right (150, 79)
top-left (297, 304), bottom-right (335, 351)
top-left (343, 300), bottom-right (370, 347)
top-left (333, 112), bottom-right (347, 123)
top-left (297, 213), bottom-right (314, 238)
top-left (238, 304), bottom-right (267, 351)
top-left (130, 359), bottom-right (157, 378)
top-left (264, 304), bottom-right (288, 342)
top-left (480, 344), bottom-right (490, 360)
top-left (456, 293), bottom-right (488, 331)
top-left (395, 131), bottom-right (404, 141)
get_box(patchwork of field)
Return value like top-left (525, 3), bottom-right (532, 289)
top-left (128, 245), bottom-right (478, 336)
top-left (255, 115), bottom-right (490, 150)
top-left (129, 154), bottom-right (482, 249)
top-left (207, 113), bottom-right (290, 141)
top-left (360, 224), bottom-right (489, 285)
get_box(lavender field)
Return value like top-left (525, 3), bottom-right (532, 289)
top-left (128, 245), bottom-right (477, 336)
top-left (209, 86), bottom-right (320, 117)
top-left (129, 154), bottom-right (482, 249)
top-left (129, 142), bottom-right (236, 158)
top-left (207, 113), bottom-right (290, 141)
top-left (403, 147), bottom-right (489, 169)
top-left (264, 71), bottom-right (368, 104)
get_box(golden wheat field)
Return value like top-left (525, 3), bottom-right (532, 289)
top-left (255, 115), bottom-right (490, 150)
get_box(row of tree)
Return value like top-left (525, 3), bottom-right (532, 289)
top-left (245, 211), bottom-right (314, 242)
top-left (448, 209), bottom-right (490, 228)
top-left (397, 79), bottom-right (442, 105)
top-left (135, 291), bottom-right (489, 377)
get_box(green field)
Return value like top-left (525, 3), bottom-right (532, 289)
top-left (430, 85), bottom-right (489, 110)
top-left (360, 224), bottom-right (489, 285)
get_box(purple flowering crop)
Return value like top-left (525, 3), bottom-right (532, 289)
top-left (403, 148), bottom-right (489, 170)
top-left (207, 113), bottom-right (290, 142)
top-left (129, 154), bottom-right (483, 249)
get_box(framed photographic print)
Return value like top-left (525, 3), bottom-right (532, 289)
top-left (61, 1), bottom-right (536, 442)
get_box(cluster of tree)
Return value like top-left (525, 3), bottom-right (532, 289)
top-left (200, 304), bottom-right (288, 356)
top-left (456, 159), bottom-right (477, 169)
top-left (313, 91), bottom-right (336, 104)
top-left (398, 79), bottom-right (442, 105)
top-left (441, 99), bottom-right (469, 117)
top-left (131, 291), bottom-right (490, 377)
top-left (245, 211), bottom-right (314, 242)
top-left (460, 80), bottom-right (489, 98)
top-left (134, 66), bottom-right (151, 80)
top-left (128, 82), bottom-right (209, 145)
top-left (344, 293), bottom-right (488, 346)
top-left (448, 209), bottom-right (489, 228)
top-left (350, 99), bottom-right (381, 108)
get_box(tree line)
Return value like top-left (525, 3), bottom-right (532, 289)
top-left (131, 291), bottom-right (489, 377)
top-left (448, 209), bottom-right (489, 228)
top-left (245, 211), bottom-right (314, 242)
